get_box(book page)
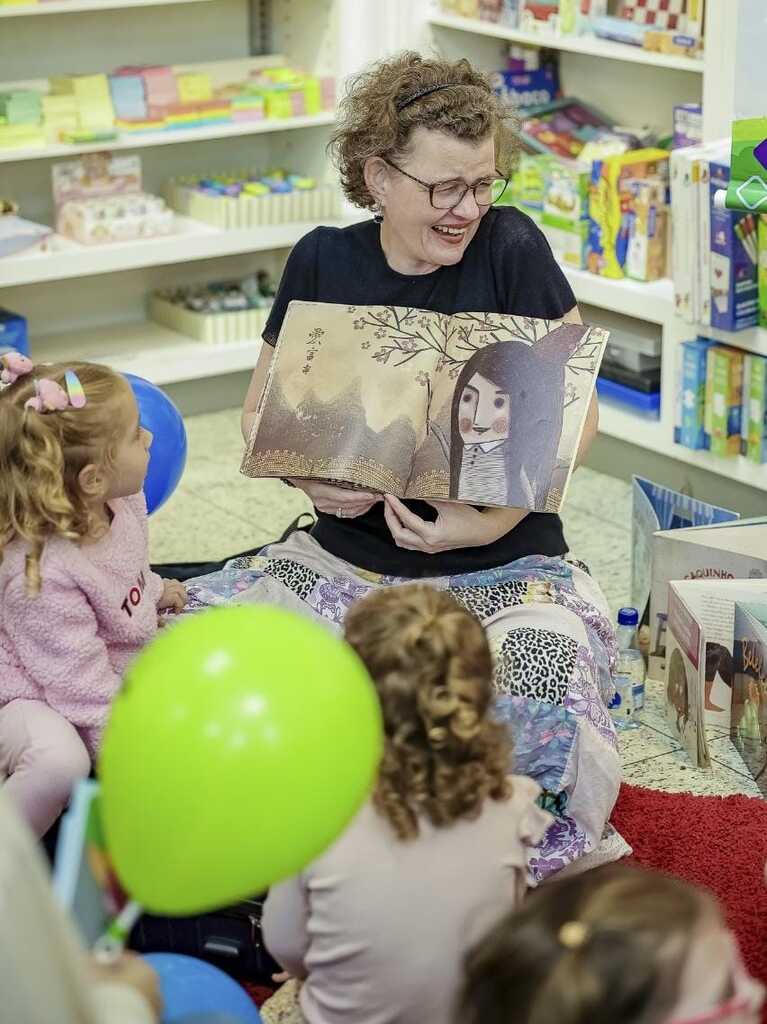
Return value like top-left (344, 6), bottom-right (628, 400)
top-left (666, 586), bottom-right (705, 765)
top-left (731, 602), bottom-right (767, 795)
top-left (242, 301), bottom-right (432, 495)
top-left (670, 579), bottom-right (767, 731)
top-left (242, 302), bottom-right (607, 512)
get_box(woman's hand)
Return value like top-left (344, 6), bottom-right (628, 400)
top-left (383, 495), bottom-right (528, 553)
top-left (157, 578), bottom-right (187, 613)
top-left (288, 479), bottom-right (381, 518)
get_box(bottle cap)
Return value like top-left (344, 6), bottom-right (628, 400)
top-left (618, 607), bottom-right (639, 626)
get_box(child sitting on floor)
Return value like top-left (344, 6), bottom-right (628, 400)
top-left (0, 360), bottom-right (186, 837)
top-left (458, 862), bottom-right (764, 1024)
top-left (261, 583), bottom-right (551, 1024)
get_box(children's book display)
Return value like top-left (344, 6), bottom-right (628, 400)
top-left (664, 577), bottom-right (767, 768)
top-left (673, 337), bottom-right (767, 463)
top-left (0, 59), bottom-right (335, 152)
top-left (630, 476), bottom-right (738, 649)
top-left (647, 518), bottom-right (767, 682)
top-left (436, 0), bottom-right (704, 56)
top-left (243, 302), bottom-right (607, 513)
top-left (731, 600), bottom-right (767, 796)
top-left (52, 153), bottom-right (174, 246)
top-left (501, 97), bottom-right (668, 279)
top-left (150, 270), bottom-right (275, 345)
top-left (672, 139), bottom-right (759, 331)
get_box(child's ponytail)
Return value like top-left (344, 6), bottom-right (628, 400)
top-left (458, 864), bottom-right (713, 1024)
top-left (0, 360), bottom-right (132, 594)
top-left (344, 584), bottom-right (511, 841)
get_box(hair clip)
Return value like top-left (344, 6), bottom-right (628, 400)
top-left (65, 369), bottom-right (86, 408)
top-left (24, 371), bottom-right (87, 413)
top-left (0, 351), bottom-right (34, 386)
top-left (558, 921), bottom-right (590, 950)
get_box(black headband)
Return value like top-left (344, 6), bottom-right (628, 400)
top-left (395, 83), bottom-right (455, 112)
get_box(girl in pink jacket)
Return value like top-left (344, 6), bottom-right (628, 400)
top-left (0, 359), bottom-right (185, 837)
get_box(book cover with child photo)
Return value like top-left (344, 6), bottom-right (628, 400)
top-left (730, 601), bottom-right (767, 796)
top-left (242, 301), bottom-right (608, 513)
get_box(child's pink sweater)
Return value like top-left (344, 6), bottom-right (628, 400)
top-left (0, 492), bottom-right (163, 756)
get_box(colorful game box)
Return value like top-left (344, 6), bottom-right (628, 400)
top-left (705, 346), bottom-right (743, 458)
top-left (743, 353), bottom-right (767, 464)
top-left (587, 148), bottom-right (669, 279)
top-left (619, 0), bottom-right (686, 30)
top-left (679, 337), bottom-right (715, 450)
top-left (710, 161), bottom-right (759, 332)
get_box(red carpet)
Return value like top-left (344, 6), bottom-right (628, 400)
top-left (612, 783), bottom-right (767, 1019)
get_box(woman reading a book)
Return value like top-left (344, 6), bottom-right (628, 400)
top-left (231, 51), bottom-right (622, 880)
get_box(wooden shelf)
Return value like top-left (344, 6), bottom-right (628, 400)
top-left (428, 12), bottom-right (705, 73)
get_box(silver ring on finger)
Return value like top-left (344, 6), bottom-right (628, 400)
top-left (336, 507), bottom-right (345, 518)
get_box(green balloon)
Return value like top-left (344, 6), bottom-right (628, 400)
top-left (99, 605), bottom-right (382, 915)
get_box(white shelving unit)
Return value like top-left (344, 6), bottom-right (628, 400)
top-left (427, 11), bottom-right (705, 73)
top-left (0, 0), bottom-right (362, 388)
top-left (0, 111), bottom-right (336, 164)
top-left (0, 0), bottom-right (213, 16)
top-left (3, 0), bottom-right (764, 493)
top-left (33, 320), bottom-right (263, 384)
top-left (385, 0), bottom-right (767, 492)
top-left (0, 218), bottom-right (356, 287)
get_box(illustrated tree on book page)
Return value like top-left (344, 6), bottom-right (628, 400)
top-left (243, 301), bottom-right (608, 512)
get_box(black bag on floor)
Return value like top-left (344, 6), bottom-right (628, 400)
top-left (150, 513), bottom-right (315, 582)
top-left (128, 897), bottom-right (280, 984)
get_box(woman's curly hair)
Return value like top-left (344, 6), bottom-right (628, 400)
top-left (328, 50), bottom-right (519, 211)
top-left (344, 584), bottom-right (512, 841)
top-left (0, 361), bottom-right (132, 595)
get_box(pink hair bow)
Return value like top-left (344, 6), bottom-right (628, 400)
top-left (24, 371), bottom-right (87, 413)
top-left (0, 351), bottom-right (33, 385)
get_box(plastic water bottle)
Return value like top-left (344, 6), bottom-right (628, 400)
top-left (615, 607), bottom-right (646, 713)
top-left (608, 672), bottom-right (638, 731)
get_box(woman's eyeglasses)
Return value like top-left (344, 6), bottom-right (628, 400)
top-left (382, 157), bottom-right (509, 210)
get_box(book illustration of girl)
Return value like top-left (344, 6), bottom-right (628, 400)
top-left (448, 324), bottom-right (584, 509)
top-left (667, 648), bottom-right (690, 737)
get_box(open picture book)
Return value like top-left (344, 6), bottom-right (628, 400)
top-left (731, 600), bottom-right (767, 797)
top-left (242, 301), bottom-right (608, 513)
top-left (665, 577), bottom-right (767, 769)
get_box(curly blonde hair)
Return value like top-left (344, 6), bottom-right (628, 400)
top-left (343, 584), bottom-right (511, 841)
top-left (328, 51), bottom-right (519, 211)
top-left (0, 361), bottom-right (133, 595)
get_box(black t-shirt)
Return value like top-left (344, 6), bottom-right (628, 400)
top-left (262, 208), bottom-right (577, 578)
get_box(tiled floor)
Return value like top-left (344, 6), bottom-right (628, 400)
top-left (150, 407), bottom-right (762, 802)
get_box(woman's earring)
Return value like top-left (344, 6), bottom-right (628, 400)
top-left (373, 202), bottom-right (384, 224)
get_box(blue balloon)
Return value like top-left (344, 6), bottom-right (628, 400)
top-left (124, 374), bottom-right (187, 515)
top-left (143, 953), bottom-right (263, 1023)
